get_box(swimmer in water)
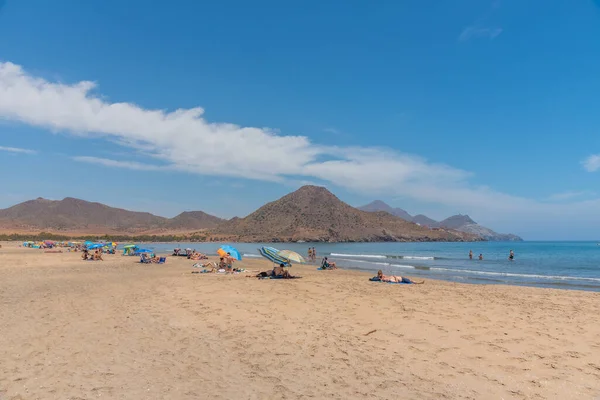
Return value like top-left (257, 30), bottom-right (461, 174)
top-left (509, 250), bottom-right (514, 261)
top-left (478, 254), bottom-right (483, 260)
top-left (469, 250), bottom-right (473, 260)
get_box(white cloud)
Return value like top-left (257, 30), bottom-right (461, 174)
top-left (547, 191), bottom-right (592, 202)
top-left (459, 26), bottom-right (503, 41)
top-left (72, 156), bottom-right (165, 171)
top-left (0, 145), bottom-right (37, 154)
top-left (582, 155), bottom-right (600, 172)
top-left (0, 61), bottom-right (471, 194)
top-left (4, 60), bottom-right (600, 238)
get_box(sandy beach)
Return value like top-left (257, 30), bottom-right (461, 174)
top-left (1, 243), bottom-right (599, 399)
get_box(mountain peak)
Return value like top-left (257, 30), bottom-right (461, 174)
top-left (358, 200), bottom-right (412, 221)
top-left (440, 214), bottom-right (477, 229)
top-left (213, 187), bottom-right (475, 242)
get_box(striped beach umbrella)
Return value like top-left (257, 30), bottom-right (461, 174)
top-left (276, 250), bottom-right (306, 264)
top-left (259, 246), bottom-right (291, 266)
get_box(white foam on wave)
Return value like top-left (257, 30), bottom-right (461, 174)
top-left (336, 258), bottom-right (390, 266)
top-left (431, 267), bottom-right (600, 282)
top-left (330, 253), bottom-right (386, 259)
top-left (402, 256), bottom-right (435, 260)
top-left (388, 263), bottom-right (417, 270)
top-left (243, 254), bottom-right (262, 258)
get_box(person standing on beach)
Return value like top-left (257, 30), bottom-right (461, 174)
top-left (312, 247), bottom-right (316, 262)
top-left (308, 247), bottom-right (312, 262)
top-left (469, 250), bottom-right (473, 260)
top-left (509, 250), bottom-right (514, 261)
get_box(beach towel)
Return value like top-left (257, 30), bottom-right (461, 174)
top-left (262, 275), bottom-right (302, 280)
top-left (369, 277), bottom-right (411, 284)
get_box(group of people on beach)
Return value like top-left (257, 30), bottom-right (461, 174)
top-left (195, 252), bottom-right (238, 273)
top-left (82, 249), bottom-right (103, 261)
top-left (188, 250), bottom-right (208, 261)
top-left (469, 249), bottom-right (515, 261)
top-left (307, 247), bottom-right (317, 262)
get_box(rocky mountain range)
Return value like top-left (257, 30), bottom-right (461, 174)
top-left (0, 197), bottom-right (223, 234)
top-left (212, 186), bottom-right (478, 242)
top-left (0, 187), bottom-right (481, 242)
top-left (358, 201), bottom-right (522, 241)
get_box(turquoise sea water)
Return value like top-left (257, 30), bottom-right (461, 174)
top-left (144, 241), bottom-right (600, 292)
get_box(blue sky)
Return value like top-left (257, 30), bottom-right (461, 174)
top-left (1, 0), bottom-right (600, 240)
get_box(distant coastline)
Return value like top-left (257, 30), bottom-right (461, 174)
top-left (0, 232), bottom-right (484, 243)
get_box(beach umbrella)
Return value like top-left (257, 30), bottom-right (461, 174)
top-left (218, 245), bottom-right (242, 261)
top-left (259, 246), bottom-right (291, 266)
top-left (87, 243), bottom-right (104, 250)
top-left (123, 244), bottom-right (137, 249)
top-left (276, 250), bottom-right (306, 264)
top-left (136, 248), bottom-right (153, 253)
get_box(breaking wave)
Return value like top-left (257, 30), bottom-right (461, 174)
top-left (330, 253), bottom-right (435, 260)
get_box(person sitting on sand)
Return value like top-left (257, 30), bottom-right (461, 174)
top-left (225, 252), bottom-right (235, 273)
top-left (218, 257), bottom-right (227, 270)
top-left (255, 263), bottom-right (293, 279)
top-left (320, 257), bottom-right (338, 270)
top-left (82, 250), bottom-right (89, 260)
top-left (93, 250), bottom-right (103, 261)
top-left (376, 270), bottom-right (423, 284)
top-left (151, 255), bottom-right (161, 263)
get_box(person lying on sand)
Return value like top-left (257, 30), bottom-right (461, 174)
top-left (320, 257), bottom-right (338, 270)
top-left (376, 270), bottom-right (423, 284)
top-left (189, 251), bottom-right (208, 261)
top-left (255, 263), bottom-right (295, 279)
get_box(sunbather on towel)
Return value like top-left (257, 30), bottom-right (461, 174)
top-left (198, 262), bottom-right (216, 272)
top-left (255, 263), bottom-right (294, 279)
top-left (376, 270), bottom-right (423, 284)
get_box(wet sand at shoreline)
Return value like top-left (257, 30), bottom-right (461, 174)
top-left (1, 243), bottom-right (599, 399)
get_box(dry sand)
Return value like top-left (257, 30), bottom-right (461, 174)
top-left (1, 243), bottom-right (599, 400)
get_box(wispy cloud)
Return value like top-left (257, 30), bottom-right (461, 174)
top-left (547, 191), bottom-right (593, 202)
top-left (582, 154), bottom-right (600, 172)
top-left (323, 127), bottom-right (341, 135)
top-left (72, 156), bottom-right (165, 171)
top-left (459, 0), bottom-right (503, 42)
top-left (459, 26), bottom-right (503, 41)
top-left (0, 145), bottom-right (37, 154)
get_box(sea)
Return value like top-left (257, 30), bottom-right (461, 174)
top-left (142, 241), bottom-right (600, 292)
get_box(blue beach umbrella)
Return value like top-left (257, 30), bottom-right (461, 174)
top-left (87, 243), bottom-right (104, 249)
top-left (219, 245), bottom-right (242, 261)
